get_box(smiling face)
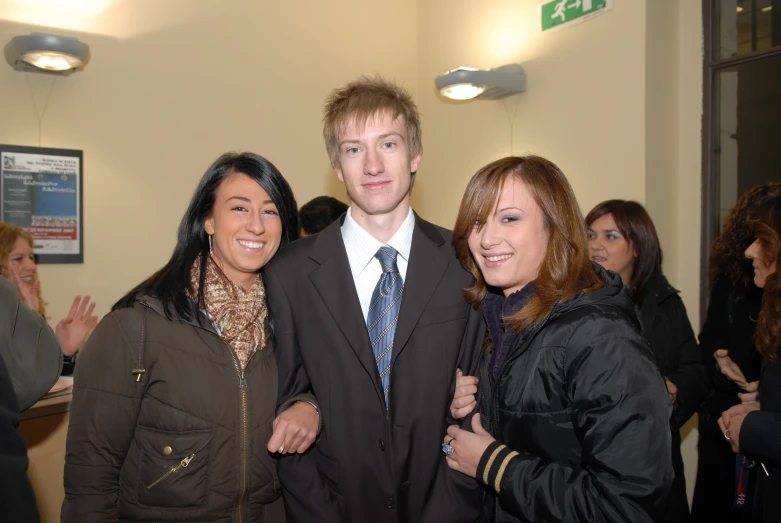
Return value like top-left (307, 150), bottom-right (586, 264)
top-left (467, 176), bottom-right (549, 297)
top-left (203, 173), bottom-right (282, 290)
top-left (745, 238), bottom-right (777, 288)
top-left (587, 213), bottom-right (637, 287)
top-left (334, 111), bottom-right (422, 233)
top-left (7, 236), bottom-right (37, 290)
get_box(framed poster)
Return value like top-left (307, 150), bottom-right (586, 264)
top-left (1, 144), bottom-right (83, 263)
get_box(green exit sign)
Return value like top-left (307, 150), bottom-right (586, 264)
top-left (541, 0), bottom-right (609, 32)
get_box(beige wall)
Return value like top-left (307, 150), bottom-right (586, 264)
top-left (2, 0), bottom-right (704, 506)
top-left (0, 0), bottom-right (418, 321)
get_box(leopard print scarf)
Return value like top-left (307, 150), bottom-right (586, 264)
top-left (188, 256), bottom-right (267, 369)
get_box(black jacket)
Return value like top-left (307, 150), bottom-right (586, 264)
top-left (690, 280), bottom-right (762, 523)
top-left (638, 274), bottom-right (709, 523)
top-left (475, 266), bottom-right (673, 523)
top-left (638, 274), bottom-right (709, 431)
top-left (740, 357), bottom-right (781, 523)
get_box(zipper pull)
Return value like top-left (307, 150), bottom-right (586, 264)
top-left (181, 453), bottom-right (196, 468)
top-left (240, 370), bottom-right (247, 388)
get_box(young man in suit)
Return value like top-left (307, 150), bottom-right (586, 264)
top-left (264, 76), bottom-right (483, 523)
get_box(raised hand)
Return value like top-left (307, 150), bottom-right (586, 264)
top-left (10, 265), bottom-right (40, 313)
top-left (55, 295), bottom-right (98, 356)
top-left (450, 368), bottom-right (479, 420)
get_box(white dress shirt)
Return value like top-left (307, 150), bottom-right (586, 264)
top-left (341, 207), bottom-right (415, 321)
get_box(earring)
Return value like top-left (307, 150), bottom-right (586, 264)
top-left (208, 234), bottom-right (213, 256)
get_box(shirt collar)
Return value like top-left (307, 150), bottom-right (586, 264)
top-left (341, 207), bottom-right (415, 278)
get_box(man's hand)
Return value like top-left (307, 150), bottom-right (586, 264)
top-left (267, 401), bottom-right (319, 454)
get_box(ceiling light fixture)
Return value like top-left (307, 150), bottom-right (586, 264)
top-left (435, 64), bottom-right (526, 101)
top-left (4, 33), bottom-right (90, 75)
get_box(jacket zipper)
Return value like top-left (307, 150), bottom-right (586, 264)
top-left (145, 453), bottom-right (196, 491)
top-left (489, 316), bottom-right (549, 523)
top-left (228, 345), bottom-right (256, 523)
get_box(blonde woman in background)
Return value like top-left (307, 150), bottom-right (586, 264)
top-left (0, 222), bottom-right (98, 360)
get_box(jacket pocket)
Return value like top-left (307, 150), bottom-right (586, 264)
top-left (314, 448), bottom-right (339, 488)
top-left (135, 426), bottom-right (213, 508)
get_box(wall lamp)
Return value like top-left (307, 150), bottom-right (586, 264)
top-left (435, 64), bottom-right (526, 101)
top-left (4, 33), bottom-right (90, 75)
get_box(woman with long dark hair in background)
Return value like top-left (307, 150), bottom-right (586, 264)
top-left (585, 200), bottom-right (709, 522)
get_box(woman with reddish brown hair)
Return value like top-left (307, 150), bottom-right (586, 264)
top-left (585, 200), bottom-right (709, 523)
top-left (718, 193), bottom-right (781, 523)
top-left (444, 156), bottom-right (672, 523)
top-left (691, 182), bottom-right (781, 523)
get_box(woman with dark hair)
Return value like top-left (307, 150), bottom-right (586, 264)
top-left (62, 152), bottom-right (319, 523)
top-left (718, 193), bottom-right (781, 522)
top-left (444, 156), bottom-right (672, 522)
top-left (691, 182), bottom-right (781, 523)
top-left (585, 200), bottom-right (709, 522)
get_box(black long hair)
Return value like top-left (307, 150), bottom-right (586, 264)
top-left (113, 152), bottom-right (298, 320)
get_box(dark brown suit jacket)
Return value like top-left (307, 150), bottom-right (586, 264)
top-left (265, 214), bottom-right (484, 523)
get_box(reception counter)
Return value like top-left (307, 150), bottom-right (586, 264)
top-left (19, 392), bottom-right (72, 523)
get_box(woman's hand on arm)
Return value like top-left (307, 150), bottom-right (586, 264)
top-left (444, 413), bottom-right (495, 478)
top-left (450, 368), bottom-right (478, 420)
top-left (55, 295), bottom-right (98, 356)
top-left (267, 401), bottom-right (319, 454)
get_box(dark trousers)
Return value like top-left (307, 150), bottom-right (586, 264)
top-left (691, 412), bottom-right (754, 523)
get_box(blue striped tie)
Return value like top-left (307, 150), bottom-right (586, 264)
top-left (367, 246), bottom-right (403, 408)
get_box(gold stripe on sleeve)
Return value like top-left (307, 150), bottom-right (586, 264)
top-left (494, 450), bottom-right (519, 493)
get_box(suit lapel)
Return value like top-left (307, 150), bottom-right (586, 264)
top-left (391, 215), bottom-right (450, 366)
top-left (307, 221), bottom-right (383, 397)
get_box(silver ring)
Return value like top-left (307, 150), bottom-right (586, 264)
top-left (442, 443), bottom-right (454, 456)
top-left (724, 430), bottom-right (731, 442)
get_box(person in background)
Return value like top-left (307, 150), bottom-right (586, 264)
top-left (585, 199), bottom-right (709, 522)
top-left (1, 273), bottom-right (69, 521)
top-left (718, 192), bottom-right (781, 523)
top-left (691, 182), bottom-right (781, 523)
top-left (299, 195), bottom-right (348, 237)
top-left (0, 222), bottom-right (98, 373)
top-left (445, 156), bottom-right (672, 523)
top-left (62, 152), bottom-right (320, 523)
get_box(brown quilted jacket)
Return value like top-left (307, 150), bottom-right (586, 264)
top-left (61, 296), bottom-right (282, 523)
